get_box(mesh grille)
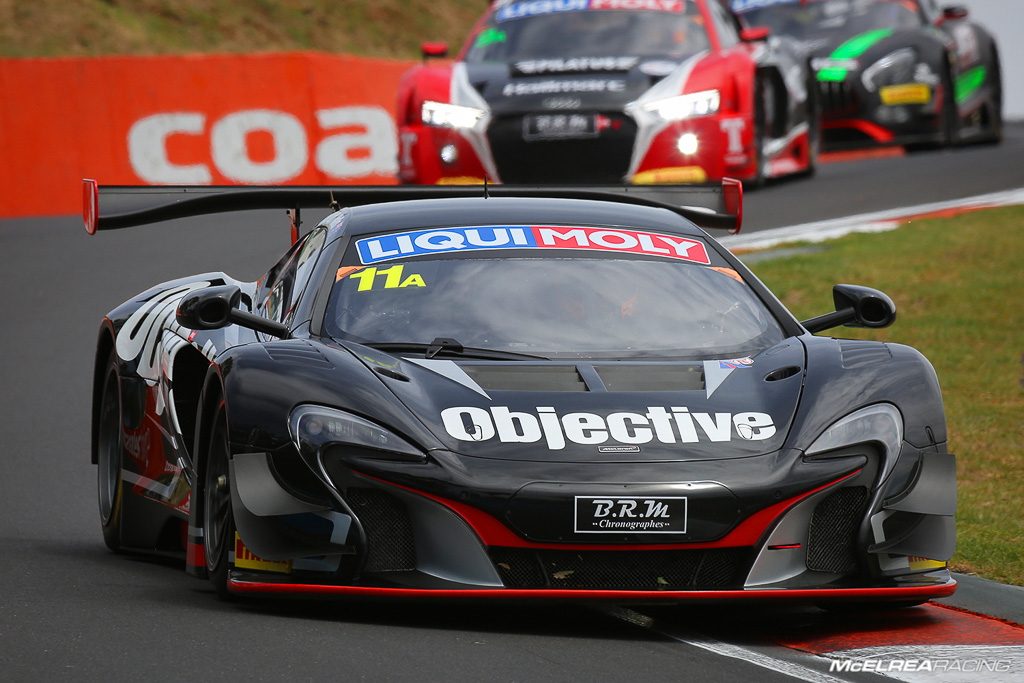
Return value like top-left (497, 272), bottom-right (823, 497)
top-left (489, 547), bottom-right (749, 591)
top-left (488, 114), bottom-right (637, 184)
top-left (818, 80), bottom-right (859, 114)
top-left (345, 488), bottom-right (416, 573)
top-left (806, 487), bottom-right (868, 573)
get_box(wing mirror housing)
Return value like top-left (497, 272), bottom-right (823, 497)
top-left (176, 285), bottom-right (290, 339)
top-left (940, 6), bottom-right (969, 23)
top-left (421, 42), bottom-right (449, 61)
top-left (800, 284), bottom-right (897, 334)
top-left (740, 26), bottom-right (771, 42)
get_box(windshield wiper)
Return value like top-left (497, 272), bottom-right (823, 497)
top-left (365, 337), bottom-right (548, 361)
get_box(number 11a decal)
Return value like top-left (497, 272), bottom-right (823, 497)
top-left (350, 264), bottom-right (426, 292)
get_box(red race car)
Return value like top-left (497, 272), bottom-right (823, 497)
top-left (397, 0), bottom-right (819, 186)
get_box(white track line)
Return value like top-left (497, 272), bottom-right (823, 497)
top-left (603, 607), bottom-right (853, 683)
top-left (720, 187), bottom-right (1024, 252)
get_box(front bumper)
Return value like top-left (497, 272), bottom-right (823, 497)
top-left (216, 445), bottom-right (957, 602)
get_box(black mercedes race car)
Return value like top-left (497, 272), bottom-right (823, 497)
top-left (731, 0), bottom-right (1002, 150)
top-left (87, 179), bottom-right (956, 606)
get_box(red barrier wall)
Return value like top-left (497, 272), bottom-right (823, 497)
top-left (0, 52), bottom-right (417, 218)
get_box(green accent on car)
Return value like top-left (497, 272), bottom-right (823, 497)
top-left (816, 29), bottom-right (894, 82)
top-left (474, 27), bottom-right (507, 48)
top-left (955, 65), bottom-right (986, 103)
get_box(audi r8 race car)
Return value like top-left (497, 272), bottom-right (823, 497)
top-left (731, 0), bottom-right (1003, 150)
top-left (397, 0), bottom-right (819, 187)
top-left (87, 180), bottom-right (956, 605)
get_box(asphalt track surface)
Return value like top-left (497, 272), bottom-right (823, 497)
top-left (2, 123), bottom-right (1024, 681)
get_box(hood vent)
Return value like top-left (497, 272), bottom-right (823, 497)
top-left (462, 365), bottom-right (588, 392)
top-left (839, 340), bottom-right (891, 369)
top-left (596, 365), bottom-right (703, 392)
top-left (265, 342), bottom-right (333, 368)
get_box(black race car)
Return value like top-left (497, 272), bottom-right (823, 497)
top-left (731, 0), bottom-right (1002, 150)
top-left (87, 179), bottom-right (956, 605)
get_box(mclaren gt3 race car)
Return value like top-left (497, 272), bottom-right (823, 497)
top-left (87, 180), bottom-right (956, 605)
top-left (397, 0), bottom-right (819, 187)
top-left (732, 0), bottom-right (1003, 150)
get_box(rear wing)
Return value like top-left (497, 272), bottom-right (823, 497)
top-left (83, 179), bottom-right (742, 241)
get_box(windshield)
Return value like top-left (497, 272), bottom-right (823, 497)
top-left (733, 0), bottom-right (923, 40)
top-left (464, 3), bottom-right (711, 63)
top-left (324, 256), bottom-right (785, 360)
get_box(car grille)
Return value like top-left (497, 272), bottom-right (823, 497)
top-left (818, 80), bottom-right (859, 116)
top-left (806, 486), bottom-right (868, 573)
top-left (488, 114), bottom-right (636, 183)
top-left (488, 547), bottom-right (750, 590)
top-left (345, 488), bottom-right (417, 573)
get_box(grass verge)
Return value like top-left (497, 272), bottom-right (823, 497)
top-left (745, 206), bottom-right (1024, 586)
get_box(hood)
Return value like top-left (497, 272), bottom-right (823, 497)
top-left (805, 27), bottom-right (918, 63)
top-left (463, 56), bottom-right (697, 116)
top-left (352, 340), bottom-right (807, 463)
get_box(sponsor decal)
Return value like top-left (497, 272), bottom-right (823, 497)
top-left (129, 106), bottom-right (397, 184)
top-left (720, 117), bottom-right (746, 155)
top-left (441, 405), bottom-right (776, 450)
top-left (234, 532), bottom-right (292, 573)
top-left (719, 357), bottom-right (753, 370)
top-left (730, 0), bottom-right (798, 12)
top-left (495, 0), bottom-right (681, 22)
top-left (633, 167), bottom-right (707, 184)
top-left (879, 83), bottom-right (931, 106)
top-left (515, 56), bottom-right (639, 75)
top-left (575, 496), bottom-right (687, 533)
top-left (356, 225), bottom-right (710, 265)
top-left (502, 79), bottom-right (626, 97)
top-left (542, 96), bottom-right (583, 109)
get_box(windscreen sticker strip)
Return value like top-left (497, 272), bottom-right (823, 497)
top-left (356, 226), bottom-right (710, 265)
top-left (494, 0), bottom-right (685, 23)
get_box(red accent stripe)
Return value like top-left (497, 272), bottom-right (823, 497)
top-left (822, 119), bottom-right (896, 143)
top-left (227, 578), bottom-right (956, 601)
top-left (186, 541), bottom-right (206, 568)
top-left (353, 470), bottom-right (861, 551)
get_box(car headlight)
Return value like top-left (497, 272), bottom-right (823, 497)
top-left (862, 48), bottom-right (917, 92)
top-left (639, 90), bottom-right (721, 122)
top-left (805, 403), bottom-right (904, 482)
top-left (289, 405), bottom-right (426, 463)
top-left (421, 101), bottom-right (487, 129)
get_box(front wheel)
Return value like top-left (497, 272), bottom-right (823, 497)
top-left (97, 350), bottom-right (124, 552)
top-left (203, 404), bottom-right (235, 598)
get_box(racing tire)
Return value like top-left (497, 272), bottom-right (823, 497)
top-left (800, 69), bottom-right (820, 177)
top-left (750, 75), bottom-right (769, 188)
top-left (203, 403), bottom-right (235, 599)
top-left (938, 60), bottom-right (959, 147)
top-left (985, 50), bottom-right (1003, 144)
top-left (97, 349), bottom-right (125, 553)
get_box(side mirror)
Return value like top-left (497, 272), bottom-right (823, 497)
top-left (740, 26), bottom-right (771, 42)
top-left (800, 284), bottom-right (897, 334)
top-left (177, 285), bottom-right (290, 339)
top-left (940, 5), bottom-right (969, 23)
top-left (421, 42), bottom-right (449, 61)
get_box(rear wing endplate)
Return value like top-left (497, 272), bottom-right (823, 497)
top-left (82, 179), bottom-right (742, 239)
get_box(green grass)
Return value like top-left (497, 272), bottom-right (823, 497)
top-left (745, 206), bottom-right (1024, 585)
top-left (0, 0), bottom-right (483, 59)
